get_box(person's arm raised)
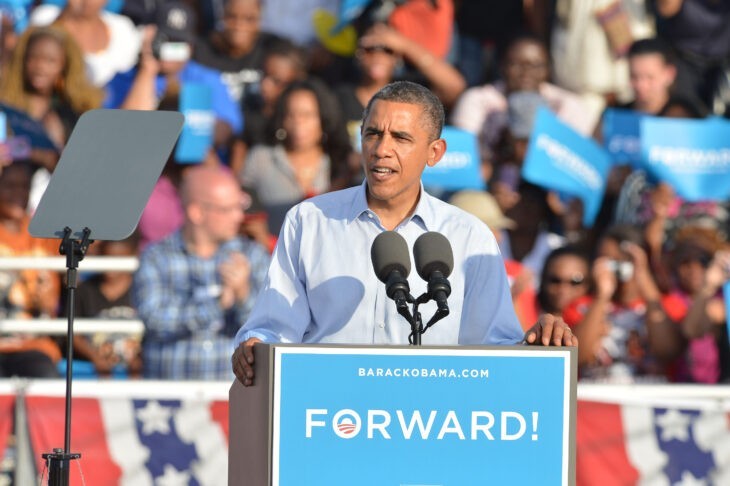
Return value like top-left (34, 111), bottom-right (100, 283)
top-left (622, 241), bottom-right (685, 361)
top-left (572, 257), bottom-right (616, 365)
top-left (360, 23), bottom-right (466, 109)
top-left (120, 26), bottom-right (161, 111)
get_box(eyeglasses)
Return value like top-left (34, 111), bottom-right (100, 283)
top-left (361, 45), bottom-right (395, 56)
top-left (505, 61), bottom-right (548, 72)
top-left (198, 200), bottom-right (248, 214)
top-left (546, 274), bottom-right (585, 286)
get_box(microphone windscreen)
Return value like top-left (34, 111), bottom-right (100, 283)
top-left (371, 231), bottom-right (411, 283)
top-left (414, 232), bottom-right (454, 280)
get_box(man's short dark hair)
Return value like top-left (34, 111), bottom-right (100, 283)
top-left (362, 81), bottom-right (445, 141)
top-left (628, 37), bottom-right (675, 65)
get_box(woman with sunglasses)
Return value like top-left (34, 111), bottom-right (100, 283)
top-left (537, 246), bottom-right (591, 318)
top-left (563, 224), bottom-right (685, 382)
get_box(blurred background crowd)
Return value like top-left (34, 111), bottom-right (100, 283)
top-left (0, 0), bottom-right (729, 385)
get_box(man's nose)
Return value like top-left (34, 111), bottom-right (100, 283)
top-left (373, 134), bottom-right (394, 157)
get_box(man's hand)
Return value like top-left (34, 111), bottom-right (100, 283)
top-left (219, 252), bottom-right (252, 309)
top-left (232, 337), bottom-right (261, 386)
top-left (524, 314), bottom-right (578, 347)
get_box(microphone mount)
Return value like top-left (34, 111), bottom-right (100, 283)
top-left (394, 289), bottom-right (450, 346)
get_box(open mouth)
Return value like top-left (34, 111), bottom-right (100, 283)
top-left (370, 166), bottom-right (396, 181)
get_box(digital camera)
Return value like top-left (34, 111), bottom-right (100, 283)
top-left (606, 260), bottom-right (634, 282)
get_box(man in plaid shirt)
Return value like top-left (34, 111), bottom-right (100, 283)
top-left (133, 166), bottom-right (270, 380)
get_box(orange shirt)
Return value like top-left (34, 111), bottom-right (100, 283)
top-left (390, 0), bottom-right (454, 59)
top-left (0, 216), bottom-right (62, 361)
top-left (504, 259), bottom-right (538, 331)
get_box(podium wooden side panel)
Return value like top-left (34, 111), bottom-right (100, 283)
top-left (229, 344), bottom-right (272, 486)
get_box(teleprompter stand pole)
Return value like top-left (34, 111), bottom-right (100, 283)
top-left (28, 109), bottom-right (184, 485)
top-left (41, 227), bottom-right (92, 486)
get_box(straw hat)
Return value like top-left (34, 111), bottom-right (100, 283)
top-left (449, 190), bottom-right (516, 230)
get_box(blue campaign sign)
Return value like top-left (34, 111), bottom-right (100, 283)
top-left (333, 0), bottom-right (373, 31)
top-left (421, 125), bottom-right (484, 191)
top-left (0, 0), bottom-right (34, 32)
top-left (0, 102), bottom-right (57, 151)
top-left (175, 83), bottom-right (215, 163)
top-left (602, 108), bottom-right (643, 166)
top-left (272, 347), bottom-right (575, 486)
top-left (640, 116), bottom-right (730, 202)
top-left (522, 107), bottom-right (612, 227)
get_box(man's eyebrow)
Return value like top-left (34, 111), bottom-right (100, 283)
top-left (390, 129), bottom-right (414, 141)
top-left (362, 126), bottom-right (382, 135)
top-left (362, 126), bottom-right (415, 141)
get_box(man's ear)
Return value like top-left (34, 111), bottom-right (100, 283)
top-left (426, 138), bottom-right (447, 167)
top-left (187, 203), bottom-right (203, 225)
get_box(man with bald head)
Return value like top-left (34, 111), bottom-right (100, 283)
top-left (133, 166), bottom-right (270, 380)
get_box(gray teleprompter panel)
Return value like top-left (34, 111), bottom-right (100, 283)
top-left (30, 109), bottom-right (184, 241)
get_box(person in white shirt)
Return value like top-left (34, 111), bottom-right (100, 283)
top-left (30, 0), bottom-right (142, 87)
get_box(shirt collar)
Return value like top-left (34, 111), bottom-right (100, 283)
top-left (347, 179), bottom-right (437, 231)
top-left (170, 229), bottom-right (187, 251)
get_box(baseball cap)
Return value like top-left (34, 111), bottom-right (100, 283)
top-left (449, 190), bottom-right (516, 230)
top-left (155, 2), bottom-right (197, 44)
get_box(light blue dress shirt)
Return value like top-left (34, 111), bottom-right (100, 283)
top-left (235, 182), bottom-right (524, 346)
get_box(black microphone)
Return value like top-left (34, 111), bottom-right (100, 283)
top-left (371, 231), bottom-right (412, 312)
top-left (413, 232), bottom-right (453, 314)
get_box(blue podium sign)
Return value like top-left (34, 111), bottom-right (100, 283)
top-left (269, 346), bottom-right (576, 486)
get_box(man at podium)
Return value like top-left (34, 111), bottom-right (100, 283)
top-left (232, 81), bottom-right (577, 386)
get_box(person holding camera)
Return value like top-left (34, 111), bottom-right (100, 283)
top-left (562, 224), bottom-right (685, 382)
top-left (104, 2), bottom-right (242, 162)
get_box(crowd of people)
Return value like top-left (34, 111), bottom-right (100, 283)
top-left (0, 0), bottom-right (729, 384)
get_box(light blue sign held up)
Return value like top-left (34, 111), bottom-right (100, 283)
top-left (640, 116), bottom-right (730, 201)
top-left (522, 107), bottom-right (613, 227)
top-left (175, 83), bottom-right (215, 164)
top-left (421, 125), bottom-right (484, 191)
top-left (602, 108), bottom-right (643, 166)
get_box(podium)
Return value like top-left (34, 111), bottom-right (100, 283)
top-left (230, 344), bottom-right (577, 486)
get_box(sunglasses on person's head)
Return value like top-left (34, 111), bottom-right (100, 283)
top-left (546, 274), bottom-right (585, 286)
top-left (361, 45), bottom-right (395, 56)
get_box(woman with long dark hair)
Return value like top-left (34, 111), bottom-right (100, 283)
top-left (0, 26), bottom-right (103, 150)
top-left (239, 78), bottom-right (352, 234)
